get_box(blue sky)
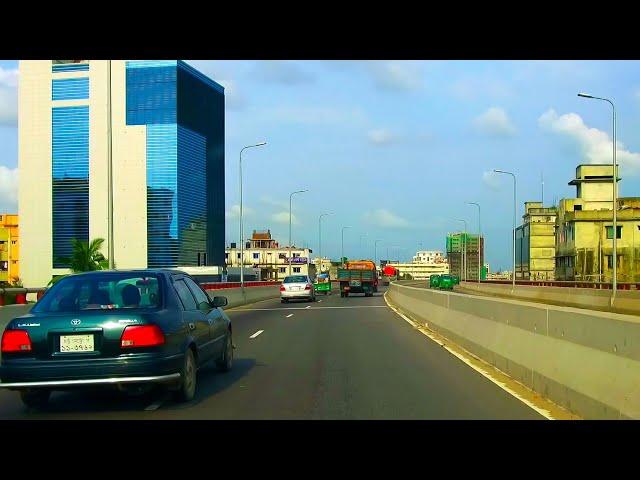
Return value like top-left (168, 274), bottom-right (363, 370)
top-left (2, 60), bottom-right (640, 270)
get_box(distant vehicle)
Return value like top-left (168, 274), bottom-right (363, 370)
top-left (451, 275), bottom-right (460, 285)
top-left (438, 274), bottom-right (455, 290)
top-left (0, 269), bottom-right (233, 409)
top-left (338, 260), bottom-right (378, 297)
top-left (382, 265), bottom-right (398, 277)
top-left (314, 273), bottom-right (332, 296)
top-left (280, 275), bottom-right (316, 303)
top-left (430, 275), bottom-right (441, 288)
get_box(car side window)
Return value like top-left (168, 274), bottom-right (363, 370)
top-left (173, 279), bottom-right (198, 311)
top-left (183, 277), bottom-right (211, 310)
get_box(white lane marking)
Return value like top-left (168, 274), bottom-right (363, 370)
top-left (234, 306), bottom-right (388, 311)
top-left (305, 305), bottom-right (311, 309)
top-left (383, 293), bottom-right (559, 421)
top-left (249, 330), bottom-right (264, 339)
top-left (286, 314), bottom-right (294, 318)
top-left (144, 391), bottom-right (170, 411)
top-left (318, 300), bottom-right (322, 303)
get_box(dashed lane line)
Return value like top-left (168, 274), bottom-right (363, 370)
top-left (249, 330), bottom-right (264, 339)
top-left (233, 306), bottom-right (388, 311)
top-left (286, 314), bottom-right (294, 318)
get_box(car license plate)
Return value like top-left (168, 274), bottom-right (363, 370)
top-left (350, 280), bottom-right (361, 287)
top-left (292, 286), bottom-right (301, 291)
top-left (60, 334), bottom-right (94, 353)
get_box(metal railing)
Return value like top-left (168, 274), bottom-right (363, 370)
top-left (478, 279), bottom-right (640, 290)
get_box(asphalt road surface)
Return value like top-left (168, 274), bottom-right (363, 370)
top-left (0, 286), bottom-right (542, 419)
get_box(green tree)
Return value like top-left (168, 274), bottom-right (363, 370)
top-left (48, 238), bottom-right (110, 286)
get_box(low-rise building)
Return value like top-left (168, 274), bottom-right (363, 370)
top-left (0, 214), bottom-right (19, 284)
top-left (515, 202), bottom-right (557, 280)
top-left (555, 164), bottom-right (640, 282)
top-left (312, 257), bottom-right (332, 274)
top-left (389, 250), bottom-right (449, 280)
top-left (225, 230), bottom-right (312, 281)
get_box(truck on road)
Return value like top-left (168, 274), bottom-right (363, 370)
top-left (337, 260), bottom-right (378, 297)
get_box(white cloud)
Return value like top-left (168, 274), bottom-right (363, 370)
top-left (473, 107), bottom-right (516, 137)
top-left (367, 128), bottom-right (398, 146)
top-left (482, 170), bottom-right (502, 191)
top-left (0, 67), bottom-right (18, 127)
top-left (539, 108), bottom-right (640, 171)
top-left (0, 166), bottom-right (18, 211)
top-left (260, 195), bottom-right (289, 210)
top-left (225, 204), bottom-right (254, 219)
top-left (253, 61), bottom-right (314, 85)
top-left (272, 211), bottom-right (299, 225)
top-left (363, 209), bottom-right (410, 229)
top-left (365, 61), bottom-right (423, 92)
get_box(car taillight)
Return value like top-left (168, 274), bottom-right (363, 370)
top-left (1, 330), bottom-right (32, 353)
top-left (280, 285), bottom-right (286, 292)
top-left (120, 325), bottom-right (165, 348)
top-left (305, 284), bottom-right (311, 290)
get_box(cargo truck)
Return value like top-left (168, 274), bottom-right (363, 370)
top-left (337, 260), bottom-right (378, 297)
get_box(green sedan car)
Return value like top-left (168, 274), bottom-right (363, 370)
top-left (0, 269), bottom-right (233, 409)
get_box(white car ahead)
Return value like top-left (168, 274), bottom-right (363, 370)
top-left (280, 275), bottom-right (316, 303)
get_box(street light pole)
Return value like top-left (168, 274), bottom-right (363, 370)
top-left (319, 213), bottom-right (332, 273)
top-left (456, 219), bottom-right (467, 281)
top-left (289, 189), bottom-right (308, 276)
top-left (239, 142), bottom-right (267, 292)
top-left (341, 226), bottom-right (352, 267)
top-left (493, 169), bottom-right (517, 291)
top-left (360, 234), bottom-right (368, 259)
top-left (467, 202), bottom-right (481, 283)
top-left (374, 239), bottom-right (383, 267)
top-left (578, 93), bottom-right (617, 306)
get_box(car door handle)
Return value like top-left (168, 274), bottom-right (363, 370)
top-left (188, 323), bottom-right (196, 331)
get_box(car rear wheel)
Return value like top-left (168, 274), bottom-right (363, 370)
top-left (174, 348), bottom-right (197, 403)
top-left (20, 389), bottom-right (51, 410)
top-left (216, 332), bottom-right (233, 372)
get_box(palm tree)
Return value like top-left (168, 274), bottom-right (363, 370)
top-left (48, 238), bottom-right (110, 286)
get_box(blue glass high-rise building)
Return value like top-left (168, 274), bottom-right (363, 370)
top-left (19, 60), bottom-right (225, 287)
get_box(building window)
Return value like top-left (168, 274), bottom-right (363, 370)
top-left (253, 253), bottom-right (259, 259)
top-left (225, 253), bottom-right (229, 258)
top-left (293, 267), bottom-right (301, 273)
top-left (293, 253), bottom-right (300, 258)
top-left (237, 253), bottom-right (241, 259)
top-left (606, 226), bottom-right (622, 239)
top-left (279, 267), bottom-right (286, 273)
top-left (607, 255), bottom-right (622, 269)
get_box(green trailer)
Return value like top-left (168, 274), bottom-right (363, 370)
top-left (337, 265), bottom-right (377, 297)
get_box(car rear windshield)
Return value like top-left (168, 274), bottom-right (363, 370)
top-left (284, 276), bottom-right (308, 283)
top-left (32, 273), bottom-right (162, 313)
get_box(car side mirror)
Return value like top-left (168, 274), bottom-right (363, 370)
top-left (211, 296), bottom-right (228, 308)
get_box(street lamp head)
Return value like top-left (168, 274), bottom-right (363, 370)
top-left (578, 92), bottom-right (594, 99)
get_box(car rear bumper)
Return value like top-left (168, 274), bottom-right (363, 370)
top-left (0, 373), bottom-right (180, 389)
top-left (0, 352), bottom-right (184, 389)
top-left (281, 291), bottom-right (313, 299)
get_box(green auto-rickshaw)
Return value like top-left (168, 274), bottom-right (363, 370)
top-left (438, 274), bottom-right (455, 290)
top-left (314, 273), bottom-right (332, 295)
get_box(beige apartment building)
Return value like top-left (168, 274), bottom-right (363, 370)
top-left (226, 230), bottom-right (312, 281)
top-left (555, 164), bottom-right (640, 282)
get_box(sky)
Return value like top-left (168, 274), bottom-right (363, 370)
top-left (2, 60), bottom-right (640, 271)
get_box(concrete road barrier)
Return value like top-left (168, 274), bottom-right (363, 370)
top-left (388, 282), bottom-right (640, 419)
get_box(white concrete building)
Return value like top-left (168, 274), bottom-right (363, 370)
top-left (18, 60), bottom-right (225, 287)
top-left (225, 230), bottom-right (312, 281)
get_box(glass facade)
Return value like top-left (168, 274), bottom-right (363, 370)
top-left (52, 106), bottom-right (89, 268)
top-left (52, 78), bottom-right (89, 101)
top-left (126, 60), bottom-right (224, 268)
